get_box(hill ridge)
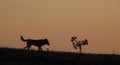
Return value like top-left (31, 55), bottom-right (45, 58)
top-left (0, 47), bottom-right (120, 65)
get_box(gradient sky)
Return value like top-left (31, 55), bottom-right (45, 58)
top-left (0, 0), bottom-right (120, 54)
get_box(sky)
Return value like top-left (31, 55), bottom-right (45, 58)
top-left (0, 0), bottom-right (120, 54)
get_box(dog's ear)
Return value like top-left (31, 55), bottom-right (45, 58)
top-left (45, 38), bottom-right (48, 41)
top-left (20, 35), bottom-right (23, 37)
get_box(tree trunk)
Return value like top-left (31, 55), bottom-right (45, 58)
top-left (79, 45), bottom-right (82, 54)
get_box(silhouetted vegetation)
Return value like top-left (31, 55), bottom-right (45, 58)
top-left (71, 36), bottom-right (88, 53)
top-left (0, 47), bottom-right (120, 65)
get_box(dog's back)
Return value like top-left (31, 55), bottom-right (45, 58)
top-left (27, 39), bottom-right (49, 46)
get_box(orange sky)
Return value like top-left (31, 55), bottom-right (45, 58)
top-left (0, 0), bottom-right (120, 54)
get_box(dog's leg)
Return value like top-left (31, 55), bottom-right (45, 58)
top-left (38, 46), bottom-right (43, 51)
top-left (27, 46), bottom-right (30, 50)
top-left (25, 44), bottom-right (31, 50)
top-left (25, 46), bottom-right (27, 49)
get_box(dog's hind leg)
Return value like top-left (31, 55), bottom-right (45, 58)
top-left (25, 44), bottom-right (31, 50)
top-left (38, 46), bottom-right (43, 51)
top-left (25, 46), bottom-right (27, 49)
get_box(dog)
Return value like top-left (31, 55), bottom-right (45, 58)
top-left (20, 36), bottom-right (50, 51)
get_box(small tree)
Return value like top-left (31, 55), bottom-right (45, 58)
top-left (71, 36), bottom-right (88, 53)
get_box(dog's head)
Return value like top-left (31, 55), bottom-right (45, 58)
top-left (45, 39), bottom-right (50, 45)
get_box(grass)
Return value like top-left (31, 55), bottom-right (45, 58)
top-left (0, 47), bottom-right (120, 65)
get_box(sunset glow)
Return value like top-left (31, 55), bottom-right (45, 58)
top-left (0, 0), bottom-right (120, 54)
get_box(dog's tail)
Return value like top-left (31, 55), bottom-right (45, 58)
top-left (20, 36), bottom-right (27, 42)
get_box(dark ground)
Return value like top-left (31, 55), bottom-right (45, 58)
top-left (0, 47), bottom-right (120, 65)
